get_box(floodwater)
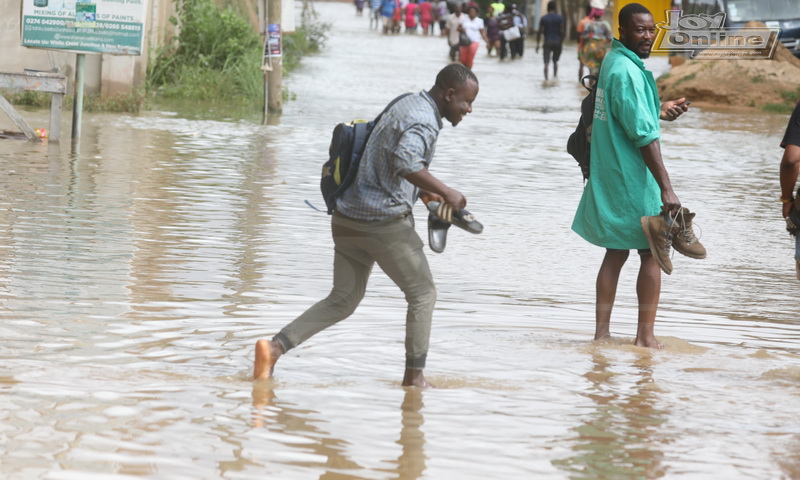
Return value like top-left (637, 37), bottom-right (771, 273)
top-left (2, 2), bottom-right (799, 479)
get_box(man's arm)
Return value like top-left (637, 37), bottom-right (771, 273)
top-left (640, 140), bottom-right (680, 215)
top-left (405, 168), bottom-right (466, 211)
top-left (781, 144), bottom-right (800, 217)
top-left (535, 17), bottom-right (542, 50)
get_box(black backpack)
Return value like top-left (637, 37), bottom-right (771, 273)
top-left (320, 93), bottom-right (412, 214)
top-left (566, 75), bottom-right (598, 181)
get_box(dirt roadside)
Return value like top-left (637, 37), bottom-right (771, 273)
top-left (656, 22), bottom-right (800, 112)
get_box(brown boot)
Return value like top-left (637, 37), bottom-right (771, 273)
top-left (641, 215), bottom-right (675, 275)
top-left (671, 207), bottom-right (706, 259)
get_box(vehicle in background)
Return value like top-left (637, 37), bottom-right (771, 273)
top-left (678, 0), bottom-right (800, 58)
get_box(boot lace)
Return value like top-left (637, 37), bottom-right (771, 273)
top-left (674, 209), bottom-right (702, 244)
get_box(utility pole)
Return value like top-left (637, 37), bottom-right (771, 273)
top-left (71, 53), bottom-right (86, 146)
top-left (266, 0), bottom-right (282, 116)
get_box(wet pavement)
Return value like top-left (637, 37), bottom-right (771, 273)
top-left (1, 2), bottom-right (799, 479)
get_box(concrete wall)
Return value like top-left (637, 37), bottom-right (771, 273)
top-left (1, 0), bottom-right (176, 96)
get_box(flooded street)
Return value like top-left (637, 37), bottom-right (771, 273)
top-left (2, 2), bottom-right (800, 478)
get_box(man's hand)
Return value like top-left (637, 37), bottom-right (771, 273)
top-left (407, 169), bottom-right (466, 213)
top-left (660, 98), bottom-right (689, 121)
top-left (441, 187), bottom-right (466, 212)
top-left (660, 189), bottom-right (681, 216)
top-left (420, 188), bottom-right (465, 221)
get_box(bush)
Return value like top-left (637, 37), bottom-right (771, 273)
top-left (0, 89), bottom-right (144, 113)
top-left (762, 102), bottom-right (795, 114)
top-left (147, 0), bottom-right (261, 102)
top-left (147, 0), bottom-right (329, 107)
top-left (0, 89), bottom-right (50, 108)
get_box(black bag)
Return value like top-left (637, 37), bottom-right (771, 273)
top-left (566, 74), bottom-right (598, 181)
top-left (459, 31), bottom-right (471, 46)
top-left (321, 93), bottom-right (412, 214)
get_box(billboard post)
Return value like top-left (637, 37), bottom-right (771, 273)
top-left (20, 0), bottom-right (148, 145)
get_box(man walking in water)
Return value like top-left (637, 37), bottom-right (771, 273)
top-left (535, 1), bottom-right (565, 81)
top-left (254, 64), bottom-right (480, 387)
top-left (571, 3), bottom-right (695, 348)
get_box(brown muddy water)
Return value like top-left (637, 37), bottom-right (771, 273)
top-left (2, 2), bottom-right (799, 479)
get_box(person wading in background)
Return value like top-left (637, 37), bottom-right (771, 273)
top-left (536, 1), bottom-right (565, 80)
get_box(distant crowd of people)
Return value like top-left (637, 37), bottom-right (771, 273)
top-left (356, 0), bottom-right (614, 82)
top-left (359, 0), bottom-right (449, 35)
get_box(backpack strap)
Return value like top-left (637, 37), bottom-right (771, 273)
top-left (352, 92), bottom-right (415, 160)
top-left (338, 92), bottom-right (416, 198)
top-left (373, 92), bottom-right (414, 124)
top-left (580, 74), bottom-right (597, 92)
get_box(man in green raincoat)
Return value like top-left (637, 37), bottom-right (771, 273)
top-left (572, 3), bottom-right (691, 348)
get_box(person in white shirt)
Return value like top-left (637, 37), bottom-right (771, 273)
top-left (458, 5), bottom-right (489, 69)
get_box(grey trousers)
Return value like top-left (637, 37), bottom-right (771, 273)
top-left (274, 210), bottom-right (436, 369)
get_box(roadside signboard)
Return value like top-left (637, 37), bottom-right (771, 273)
top-left (20, 0), bottom-right (147, 55)
top-left (265, 23), bottom-right (281, 57)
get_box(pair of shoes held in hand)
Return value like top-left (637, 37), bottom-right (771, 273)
top-left (641, 207), bottom-right (706, 275)
top-left (427, 201), bottom-right (483, 253)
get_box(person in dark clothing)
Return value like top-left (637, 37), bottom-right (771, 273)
top-left (508, 5), bottom-right (526, 59)
top-left (496, 8), bottom-right (513, 60)
top-left (779, 101), bottom-right (800, 279)
top-left (536, 1), bottom-right (565, 80)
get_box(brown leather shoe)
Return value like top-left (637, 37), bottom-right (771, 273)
top-left (641, 215), bottom-right (674, 275)
top-left (671, 207), bottom-right (707, 259)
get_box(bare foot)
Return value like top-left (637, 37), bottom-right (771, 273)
top-left (402, 368), bottom-right (435, 388)
top-left (594, 321), bottom-right (610, 340)
top-left (253, 339), bottom-right (282, 380)
top-left (634, 335), bottom-right (664, 349)
top-left (594, 331), bottom-right (611, 341)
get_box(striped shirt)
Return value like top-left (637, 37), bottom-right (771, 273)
top-left (336, 90), bottom-right (443, 221)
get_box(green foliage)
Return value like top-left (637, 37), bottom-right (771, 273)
top-left (672, 73), bottom-right (697, 88)
top-left (146, 0), bottom-right (329, 107)
top-left (0, 89), bottom-right (143, 113)
top-left (282, 22), bottom-right (329, 72)
top-left (759, 86), bottom-right (800, 113)
top-left (0, 89), bottom-right (50, 108)
top-left (147, 0), bottom-right (261, 102)
top-left (172, 0), bottom-right (258, 71)
top-left (779, 86), bottom-right (800, 103)
top-left (82, 91), bottom-right (145, 113)
top-left (751, 74), bottom-right (764, 83)
top-left (762, 102), bottom-right (795, 114)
